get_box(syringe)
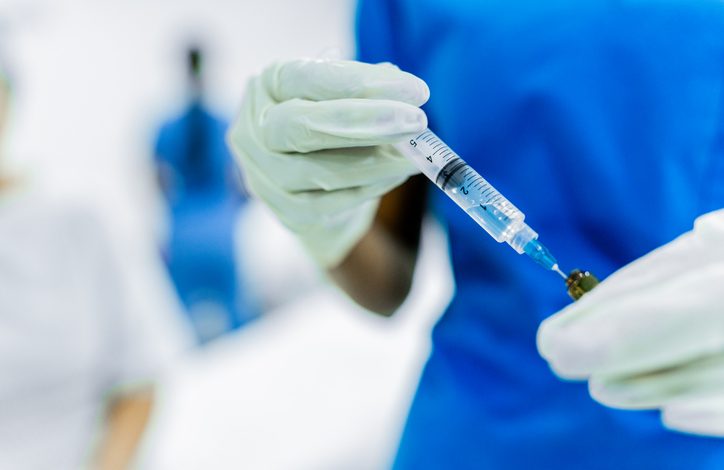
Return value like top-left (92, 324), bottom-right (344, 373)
top-left (394, 129), bottom-right (565, 278)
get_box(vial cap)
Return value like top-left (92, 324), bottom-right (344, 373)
top-left (566, 269), bottom-right (599, 300)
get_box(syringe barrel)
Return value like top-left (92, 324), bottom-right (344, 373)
top-left (393, 129), bottom-right (537, 253)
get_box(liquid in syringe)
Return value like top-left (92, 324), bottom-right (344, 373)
top-left (393, 129), bottom-right (565, 278)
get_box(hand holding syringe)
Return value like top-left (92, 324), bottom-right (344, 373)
top-left (394, 129), bottom-right (567, 279)
top-left (228, 58), bottom-right (598, 298)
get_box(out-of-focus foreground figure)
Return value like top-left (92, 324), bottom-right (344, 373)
top-left (0, 63), bottom-right (186, 470)
top-left (154, 45), bottom-right (254, 344)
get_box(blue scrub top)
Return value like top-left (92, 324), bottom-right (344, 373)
top-left (357, 1), bottom-right (724, 468)
top-left (154, 102), bottom-right (253, 336)
top-left (155, 101), bottom-right (239, 207)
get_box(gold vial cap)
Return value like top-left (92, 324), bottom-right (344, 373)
top-left (566, 269), bottom-right (599, 300)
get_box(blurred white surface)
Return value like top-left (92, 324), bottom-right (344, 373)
top-left (0, 1), bottom-right (459, 468)
top-left (141, 220), bottom-right (453, 470)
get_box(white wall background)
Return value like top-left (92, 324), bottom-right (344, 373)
top-left (1, 0), bottom-right (357, 241)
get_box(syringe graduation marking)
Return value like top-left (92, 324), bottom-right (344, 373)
top-left (409, 131), bottom-right (516, 210)
top-left (394, 128), bottom-right (560, 272)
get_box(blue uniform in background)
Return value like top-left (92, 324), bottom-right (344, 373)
top-left (357, 0), bottom-right (724, 468)
top-left (155, 102), bottom-right (254, 341)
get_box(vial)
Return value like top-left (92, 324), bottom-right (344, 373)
top-left (565, 269), bottom-right (599, 300)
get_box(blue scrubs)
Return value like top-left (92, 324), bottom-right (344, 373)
top-left (357, 1), bottom-right (724, 468)
top-left (155, 102), bottom-right (253, 340)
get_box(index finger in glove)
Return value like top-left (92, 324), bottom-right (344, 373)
top-left (588, 354), bottom-right (724, 410)
top-left (538, 259), bottom-right (724, 380)
top-left (263, 59), bottom-right (430, 106)
top-left (537, 229), bottom-right (705, 377)
top-left (263, 97), bottom-right (428, 153)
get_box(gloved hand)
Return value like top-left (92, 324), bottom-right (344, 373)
top-left (227, 59), bottom-right (429, 267)
top-left (537, 209), bottom-right (724, 437)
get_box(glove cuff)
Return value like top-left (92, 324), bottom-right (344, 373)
top-left (296, 199), bottom-right (380, 269)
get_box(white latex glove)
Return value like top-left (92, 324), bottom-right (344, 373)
top-left (227, 59), bottom-right (429, 267)
top-left (538, 209), bottom-right (724, 437)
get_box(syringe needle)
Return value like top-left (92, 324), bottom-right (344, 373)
top-left (553, 265), bottom-right (567, 279)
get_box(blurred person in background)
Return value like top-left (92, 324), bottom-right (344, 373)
top-left (229, 0), bottom-right (724, 468)
top-left (154, 45), bottom-right (254, 344)
top-left (0, 61), bottom-right (187, 469)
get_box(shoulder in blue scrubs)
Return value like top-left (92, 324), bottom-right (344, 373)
top-left (357, 1), bottom-right (724, 468)
top-left (155, 101), bottom-right (254, 341)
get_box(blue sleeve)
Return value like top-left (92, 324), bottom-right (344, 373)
top-left (154, 125), bottom-right (171, 164)
top-left (356, 0), bottom-right (437, 132)
top-left (355, 0), bottom-right (402, 63)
